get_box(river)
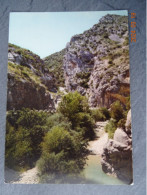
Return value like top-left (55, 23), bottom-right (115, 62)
top-left (81, 121), bottom-right (125, 185)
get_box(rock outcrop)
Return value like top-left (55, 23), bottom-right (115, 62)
top-left (7, 44), bottom-right (55, 111)
top-left (63, 14), bottom-right (130, 108)
top-left (101, 110), bottom-right (133, 184)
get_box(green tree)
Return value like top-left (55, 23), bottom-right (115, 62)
top-left (38, 126), bottom-right (88, 176)
top-left (58, 92), bottom-right (95, 139)
top-left (5, 108), bottom-right (49, 169)
top-left (58, 91), bottom-right (89, 128)
top-left (110, 101), bottom-right (124, 122)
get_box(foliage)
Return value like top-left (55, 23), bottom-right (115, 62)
top-left (44, 49), bottom-right (65, 88)
top-left (6, 108), bottom-right (49, 169)
top-left (76, 72), bottom-right (91, 89)
top-left (99, 107), bottom-right (110, 120)
top-left (126, 96), bottom-right (131, 111)
top-left (79, 80), bottom-right (89, 88)
top-left (58, 92), bottom-right (89, 127)
top-left (37, 126), bottom-right (88, 176)
top-left (58, 92), bottom-right (95, 140)
top-left (91, 107), bottom-right (110, 122)
top-left (117, 118), bottom-right (126, 129)
top-left (76, 72), bottom-right (91, 80)
top-left (105, 119), bottom-right (117, 139)
top-left (110, 100), bottom-right (124, 122)
top-left (75, 112), bottom-right (95, 140)
top-left (46, 112), bottom-right (71, 131)
top-left (123, 36), bottom-right (129, 46)
top-left (76, 72), bottom-right (91, 88)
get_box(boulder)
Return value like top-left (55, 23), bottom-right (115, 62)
top-left (101, 110), bottom-right (133, 184)
top-left (113, 128), bottom-right (130, 146)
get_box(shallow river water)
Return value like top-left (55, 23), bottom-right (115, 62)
top-left (82, 155), bottom-right (125, 185)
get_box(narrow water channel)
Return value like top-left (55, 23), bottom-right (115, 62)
top-left (80, 121), bottom-right (125, 185)
top-left (82, 155), bottom-right (125, 185)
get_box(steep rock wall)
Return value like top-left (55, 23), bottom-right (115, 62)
top-left (63, 14), bottom-right (130, 108)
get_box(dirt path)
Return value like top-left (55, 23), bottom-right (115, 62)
top-left (88, 121), bottom-right (108, 155)
top-left (5, 167), bottom-right (39, 184)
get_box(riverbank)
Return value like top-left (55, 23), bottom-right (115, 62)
top-left (5, 167), bottom-right (39, 184)
top-left (82, 121), bottom-right (125, 184)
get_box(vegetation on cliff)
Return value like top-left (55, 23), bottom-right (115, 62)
top-left (44, 49), bottom-right (65, 89)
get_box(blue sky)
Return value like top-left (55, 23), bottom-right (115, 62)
top-left (9, 10), bottom-right (128, 58)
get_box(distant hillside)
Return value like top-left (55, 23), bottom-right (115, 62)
top-left (44, 49), bottom-right (66, 89)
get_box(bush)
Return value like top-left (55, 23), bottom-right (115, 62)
top-left (5, 108), bottom-right (49, 169)
top-left (91, 107), bottom-right (110, 122)
top-left (38, 126), bottom-right (88, 176)
top-left (6, 123), bottom-right (33, 168)
top-left (76, 72), bottom-right (91, 80)
top-left (105, 119), bottom-right (117, 139)
top-left (123, 36), bottom-right (129, 46)
top-left (75, 112), bottom-right (95, 140)
top-left (117, 118), bottom-right (126, 129)
top-left (58, 92), bottom-right (90, 128)
top-left (91, 109), bottom-right (105, 122)
top-left (110, 101), bottom-right (124, 122)
top-left (99, 107), bottom-right (110, 120)
top-left (79, 80), bottom-right (89, 88)
top-left (46, 113), bottom-right (71, 131)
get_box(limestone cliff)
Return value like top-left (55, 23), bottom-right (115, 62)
top-left (63, 14), bottom-right (130, 108)
top-left (7, 44), bottom-right (55, 111)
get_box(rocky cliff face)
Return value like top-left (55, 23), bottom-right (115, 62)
top-left (7, 44), bottom-right (55, 111)
top-left (101, 110), bottom-right (133, 184)
top-left (63, 14), bottom-right (130, 108)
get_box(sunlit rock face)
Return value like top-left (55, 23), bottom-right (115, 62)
top-left (63, 14), bottom-right (130, 108)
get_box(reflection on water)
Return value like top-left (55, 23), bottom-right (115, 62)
top-left (82, 155), bottom-right (125, 185)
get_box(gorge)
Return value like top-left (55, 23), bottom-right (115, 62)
top-left (5, 14), bottom-right (132, 184)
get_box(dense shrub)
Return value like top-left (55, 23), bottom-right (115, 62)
top-left (79, 80), bottom-right (89, 88)
top-left (117, 118), bottom-right (126, 129)
top-left (76, 72), bottom-right (91, 80)
top-left (46, 113), bottom-right (71, 131)
top-left (99, 107), bottom-right (110, 120)
top-left (110, 101), bottom-right (124, 122)
top-left (75, 112), bottom-right (95, 140)
top-left (105, 119), bottom-right (117, 139)
top-left (91, 109), bottom-right (105, 121)
top-left (123, 36), bottom-right (129, 46)
top-left (58, 92), bottom-right (90, 127)
top-left (91, 107), bottom-right (110, 122)
top-left (58, 92), bottom-right (95, 140)
top-left (5, 108), bottom-right (49, 169)
top-left (37, 126), bottom-right (88, 176)
top-left (126, 96), bottom-right (131, 111)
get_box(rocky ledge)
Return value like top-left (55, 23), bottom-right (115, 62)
top-left (101, 110), bottom-right (133, 184)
